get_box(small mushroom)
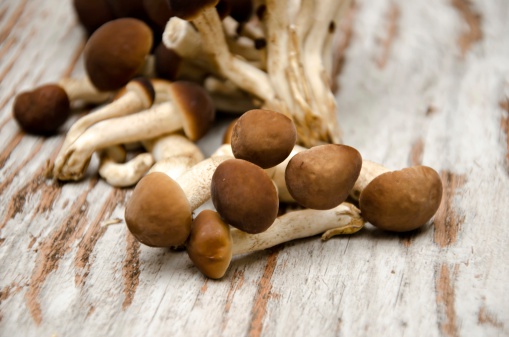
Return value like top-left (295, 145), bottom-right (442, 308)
top-left (54, 81), bottom-right (214, 181)
top-left (12, 77), bottom-right (112, 135)
top-left (124, 155), bottom-right (231, 247)
top-left (187, 203), bottom-right (363, 278)
top-left (84, 18), bottom-right (153, 91)
top-left (211, 158), bottom-right (279, 234)
top-left (285, 144), bottom-right (362, 210)
top-left (73, 0), bottom-right (116, 35)
top-left (350, 161), bottom-right (443, 232)
top-left (231, 109), bottom-right (296, 168)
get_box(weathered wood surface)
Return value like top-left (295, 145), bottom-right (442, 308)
top-left (1, 0), bottom-right (509, 336)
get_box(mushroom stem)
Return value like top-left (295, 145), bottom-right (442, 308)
top-left (55, 102), bottom-right (184, 181)
top-left (58, 76), bottom-right (112, 103)
top-left (231, 202), bottom-right (364, 255)
top-left (350, 160), bottom-right (390, 200)
top-left (191, 6), bottom-right (275, 101)
top-left (98, 146), bottom-right (155, 187)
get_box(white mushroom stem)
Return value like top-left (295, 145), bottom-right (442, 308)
top-left (231, 202), bottom-right (364, 255)
top-left (271, 144), bottom-right (306, 202)
top-left (58, 77), bottom-right (112, 103)
top-left (177, 156), bottom-right (232, 210)
top-left (350, 160), bottom-right (390, 200)
top-left (191, 6), bottom-right (276, 102)
top-left (205, 77), bottom-right (257, 113)
top-left (98, 146), bottom-right (155, 187)
top-left (54, 102), bottom-right (185, 181)
top-left (53, 82), bottom-right (154, 176)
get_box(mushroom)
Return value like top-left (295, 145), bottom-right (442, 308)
top-left (285, 144), bottom-right (362, 210)
top-left (73, 0), bottom-right (115, 35)
top-left (12, 77), bottom-right (112, 135)
top-left (231, 109), bottom-right (296, 168)
top-left (53, 77), bottom-right (155, 177)
top-left (84, 18), bottom-right (153, 91)
top-left (187, 203), bottom-right (363, 278)
top-left (124, 154), bottom-right (232, 247)
top-left (54, 81), bottom-right (214, 181)
top-left (211, 158), bottom-right (279, 234)
top-left (350, 161), bottom-right (443, 232)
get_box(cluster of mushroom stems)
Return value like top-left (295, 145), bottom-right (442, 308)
top-left (10, 0), bottom-right (444, 279)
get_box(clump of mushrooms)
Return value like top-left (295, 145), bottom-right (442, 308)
top-left (164, 0), bottom-right (353, 146)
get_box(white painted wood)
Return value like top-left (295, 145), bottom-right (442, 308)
top-left (1, 0), bottom-right (508, 337)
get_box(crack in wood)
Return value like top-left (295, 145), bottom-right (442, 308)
top-left (331, 3), bottom-right (356, 93)
top-left (500, 99), bottom-right (509, 172)
top-left (248, 248), bottom-right (280, 337)
top-left (433, 171), bottom-right (466, 248)
top-left (451, 0), bottom-right (483, 57)
top-left (376, 3), bottom-right (400, 69)
top-left (0, 132), bottom-right (24, 174)
top-left (122, 230), bottom-right (141, 310)
top-left (478, 305), bottom-right (505, 330)
top-left (25, 179), bottom-right (97, 325)
top-left (74, 188), bottom-right (127, 286)
top-left (435, 264), bottom-right (460, 337)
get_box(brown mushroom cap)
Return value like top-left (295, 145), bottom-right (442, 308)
top-left (125, 172), bottom-right (192, 247)
top-left (143, 0), bottom-right (174, 28)
top-left (154, 43), bottom-right (182, 81)
top-left (73, 0), bottom-right (115, 36)
top-left (285, 144), bottom-right (362, 210)
top-left (13, 84), bottom-right (70, 135)
top-left (359, 166), bottom-right (443, 232)
top-left (168, 0), bottom-right (220, 20)
top-left (231, 109), bottom-right (297, 169)
top-left (187, 210), bottom-right (232, 279)
top-left (84, 18), bottom-right (153, 91)
top-left (167, 81), bottom-right (215, 141)
top-left (211, 159), bottom-right (279, 234)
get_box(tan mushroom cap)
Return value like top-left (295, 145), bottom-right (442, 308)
top-left (168, 0), bottom-right (220, 20)
top-left (84, 18), bottom-right (153, 91)
top-left (124, 172), bottom-right (192, 247)
top-left (13, 84), bottom-right (70, 135)
top-left (231, 109), bottom-right (297, 169)
top-left (187, 210), bottom-right (233, 279)
top-left (285, 144), bottom-right (362, 210)
top-left (168, 81), bottom-right (216, 141)
top-left (359, 166), bottom-right (443, 232)
top-left (211, 159), bottom-right (279, 234)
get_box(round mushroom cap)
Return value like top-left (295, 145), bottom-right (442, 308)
top-left (125, 172), bottom-right (192, 247)
top-left (211, 159), bottom-right (279, 234)
top-left (84, 18), bottom-right (153, 91)
top-left (13, 84), bottom-right (70, 135)
top-left (231, 109), bottom-right (297, 169)
top-left (285, 144), bottom-right (362, 210)
top-left (187, 210), bottom-right (232, 279)
top-left (168, 81), bottom-right (215, 141)
top-left (73, 0), bottom-right (115, 35)
top-left (168, 0), bottom-right (220, 20)
top-left (359, 166), bottom-right (443, 232)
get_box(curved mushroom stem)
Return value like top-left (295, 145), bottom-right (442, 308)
top-left (350, 160), bottom-right (390, 200)
top-left (231, 202), bottom-right (364, 255)
top-left (54, 102), bottom-right (184, 181)
top-left (53, 81), bottom-right (154, 176)
top-left (98, 146), bottom-right (155, 187)
top-left (58, 77), bottom-right (112, 103)
top-left (271, 144), bottom-right (307, 202)
top-left (191, 7), bottom-right (276, 102)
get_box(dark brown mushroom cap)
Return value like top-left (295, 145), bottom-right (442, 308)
top-left (105, 0), bottom-right (146, 19)
top-left (167, 0), bottom-right (219, 20)
top-left (359, 166), bottom-right (443, 232)
top-left (154, 43), bottom-right (182, 81)
top-left (125, 172), bottom-right (192, 247)
top-left (211, 159), bottom-right (278, 234)
top-left (84, 18), bottom-right (153, 91)
top-left (143, 0), bottom-right (174, 28)
top-left (285, 144), bottom-right (362, 210)
top-left (231, 109), bottom-right (297, 169)
top-left (13, 84), bottom-right (70, 135)
top-left (187, 210), bottom-right (232, 279)
top-left (168, 81), bottom-right (215, 141)
top-left (73, 0), bottom-right (115, 36)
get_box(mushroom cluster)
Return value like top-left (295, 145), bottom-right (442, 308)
top-left (11, 1), bottom-right (445, 279)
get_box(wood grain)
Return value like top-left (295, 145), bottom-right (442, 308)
top-left (1, 0), bottom-right (509, 336)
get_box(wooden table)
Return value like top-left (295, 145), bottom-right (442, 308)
top-left (1, 1), bottom-right (508, 336)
